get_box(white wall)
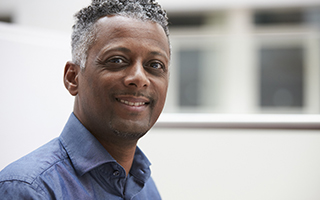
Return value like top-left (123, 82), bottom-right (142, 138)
top-left (139, 128), bottom-right (320, 200)
top-left (13, 0), bottom-right (90, 32)
top-left (0, 22), bottom-right (73, 166)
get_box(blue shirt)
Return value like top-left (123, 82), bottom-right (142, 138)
top-left (0, 113), bottom-right (161, 200)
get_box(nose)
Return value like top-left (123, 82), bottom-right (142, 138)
top-left (123, 62), bottom-right (150, 88)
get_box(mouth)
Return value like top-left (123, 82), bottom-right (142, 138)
top-left (115, 97), bottom-right (150, 107)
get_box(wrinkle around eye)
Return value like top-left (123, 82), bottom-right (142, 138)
top-left (109, 57), bottom-right (125, 64)
top-left (96, 56), bottom-right (129, 70)
top-left (148, 58), bottom-right (167, 70)
top-left (147, 62), bottom-right (165, 71)
top-left (144, 61), bottom-right (168, 77)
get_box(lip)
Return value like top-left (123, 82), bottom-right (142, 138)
top-left (115, 95), bottom-right (151, 111)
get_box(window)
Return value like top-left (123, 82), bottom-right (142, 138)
top-left (254, 9), bottom-right (304, 25)
top-left (165, 8), bottom-right (319, 114)
top-left (173, 41), bottom-right (220, 113)
top-left (178, 50), bottom-right (201, 107)
top-left (259, 47), bottom-right (304, 108)
top-left (168, 13), bottom-right (206, 28)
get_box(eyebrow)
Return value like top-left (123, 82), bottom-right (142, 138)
top-left (98, 46), bottom-right (131, 59)
top-left (149, 50), bottom-right (170, 63)
top-left (150, 51), bottom-right (167, 57)
top-left (100, 46), bottom-right (169, 61)
top-left (103, 47), bottom-right (132, 54)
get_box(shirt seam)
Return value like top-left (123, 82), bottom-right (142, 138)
top-left (58, 135), bottom-right (83, 175)
top-left (1, 153), bottom-right (70, 197)
top-left (0, 179), bottom-right (48, 200)
top-left (32, 156), bottom-right (70, 196)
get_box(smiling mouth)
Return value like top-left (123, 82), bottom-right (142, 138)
top-left (116, 98), bottom-right (150, 107)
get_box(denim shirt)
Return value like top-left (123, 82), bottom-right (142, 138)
top-left (0, 113), bottom-right (161, 200)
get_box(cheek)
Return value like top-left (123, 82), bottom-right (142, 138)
top-left (154, 79), bottom-right (168, 105)
top-left (81, 77), bottom-right (108, 105)
top-left (160, 78), bottom-right (169, 95)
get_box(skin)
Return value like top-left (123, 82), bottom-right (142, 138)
top-left (64, 15), bottom-right (170, 175)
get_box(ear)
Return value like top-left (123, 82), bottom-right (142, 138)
top-left (64, 61), bottom-right (80, 96)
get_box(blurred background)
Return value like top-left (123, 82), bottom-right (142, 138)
top-left (1, 0), bottom-right (320, 114)
top-left (1, 0), bottom-right (320, 199)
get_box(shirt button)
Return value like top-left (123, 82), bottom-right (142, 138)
top-left (113, 170), bottom-right (120, 176)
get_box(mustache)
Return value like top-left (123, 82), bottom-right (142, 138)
top-left (113, 91), bottom-right (155, 101)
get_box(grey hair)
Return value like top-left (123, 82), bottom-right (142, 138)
top-left (71, 0), bottom-right (169, 69)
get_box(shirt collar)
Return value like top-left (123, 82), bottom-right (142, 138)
top-left (130, 147), bottom-right (152, 183)
top-left (59, 113), bottom-right (152, 178)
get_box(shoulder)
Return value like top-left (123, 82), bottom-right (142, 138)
top-left (0, 138), bottom-right (68, 189)
top-left (0, 180), bottom-right (47, 199)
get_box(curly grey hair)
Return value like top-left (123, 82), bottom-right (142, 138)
top-left (71, 0), bottom-right (170, 69)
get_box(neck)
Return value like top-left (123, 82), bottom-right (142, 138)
top-left (99, 138), bottom-right (138, 176)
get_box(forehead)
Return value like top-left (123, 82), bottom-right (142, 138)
top-left (92, 15), bottom-right (170, 55)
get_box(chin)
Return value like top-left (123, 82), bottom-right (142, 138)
top-left (109, 120), bottom-right (151, 140)
top-left (112, 129), bottom-right (148, 140)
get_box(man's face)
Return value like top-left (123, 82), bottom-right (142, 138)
top-left (73, 15), bottom-right (170, 141)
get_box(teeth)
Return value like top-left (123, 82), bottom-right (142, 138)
top-left (120, 99), bottom-right (146, 106)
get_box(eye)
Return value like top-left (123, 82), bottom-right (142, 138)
top-left (96, 56), bottom-right (129, 71)
top-left (108, 57), bottom-right (125, 64)
top-left (148, 61), bottom-right (164, 70)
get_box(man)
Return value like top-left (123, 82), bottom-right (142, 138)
top-left (0, 0), bottom-right (170, 199)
